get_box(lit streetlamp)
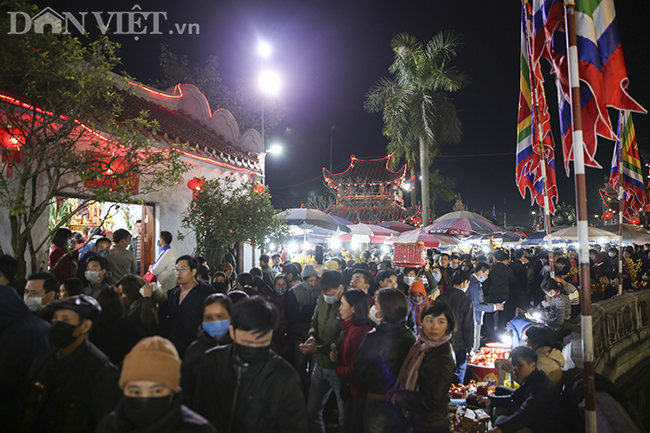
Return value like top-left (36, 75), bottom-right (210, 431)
top-left (261, 143), bottom-right (282, 185)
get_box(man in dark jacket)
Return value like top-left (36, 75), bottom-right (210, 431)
top-left (23, 295), bottom-right (121, 433)
top-left (160, 255), bottom-right (216, 358)
top-left (194, 296), bottom-right (308, 433)
top-left (485, 346), bottom-right (567, 433)
top-left (0, 285), bottom-right (51, 433)
top-left (260, 254), bottom-right (277, 287)
top-left (483, 251), bottom-right (517, 342)
top-left (510, 249), bottom-right (531, 312)
top-left (437, 270), bottom-right (475, 384)
top-left (355, 288), bottom-right (415, 433)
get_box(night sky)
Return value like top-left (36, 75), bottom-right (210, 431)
top-left (34, 0), bottom-right (650, 227)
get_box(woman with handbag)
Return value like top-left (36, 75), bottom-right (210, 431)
top-left (388, 301), bottom-right (457, 433)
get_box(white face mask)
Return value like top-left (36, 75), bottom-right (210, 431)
top-left (323, 294), bottom-right (338, 305)
top-left (450, 263), bottom-right (459, 269)
top-left (404, 276), bottom-right (416, 286)
top-left (608, 252), bottom-right (616, 258)
top-left (369, 304), bottom-right (382, 325)
top-left (85, 270), bottom-right (101, 283)
top-left (24, 295), bottom-right (45, 312)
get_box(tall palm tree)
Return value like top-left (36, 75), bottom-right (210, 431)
top-left (365, 31), bottom-right (468, 225)
top-left (429, 169), bottom-right (456, 218)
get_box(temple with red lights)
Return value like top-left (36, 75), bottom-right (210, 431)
top-left (322, 154), bottom-right (419, 224)
top-left (0, 80), bottom-right (264, 272)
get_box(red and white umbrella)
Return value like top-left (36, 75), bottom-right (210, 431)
top-left (387, 229), bottom-right (460, 247)
top-left (338, 223), bottom-right (399, 243)
top-left (376, 221), bottom-right (414, 233)
top-left (424, 211), bottom-right (502, 236)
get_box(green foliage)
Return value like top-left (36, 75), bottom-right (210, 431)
top-left (181, 176), bottom-right (289, 269)
top-left (0, 2), bottom-right (189, 282)
top-left (365, 31), bottom-right (468, 223)
top-left (153, 44), bottom-right (284, 139)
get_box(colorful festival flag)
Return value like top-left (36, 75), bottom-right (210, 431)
top-left (531, 0), bottom-right (646, 175)
top-left (516, 3), bottom-right (558, 213)
top-left (609, 111), bottom-right (646, 222)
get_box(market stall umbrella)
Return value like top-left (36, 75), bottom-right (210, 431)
top-left (338, 233), bottom-right (393, 244)
top-left (275, 209), bottom-right (351, 232)
top-left (338, 223), bottom-right (399, 244)
top-left (465, 231), bottom-right (522, 243)
top-left (424, 211), bottom-right (502, 236)
top-left (376, 221), bottom-right (414, 233)
top-left (387, 229), bottom-right (460, 248)
top-left (545, 226), bottom-right (619, 242)
top-left (597, 224), bottom-right (650, 244)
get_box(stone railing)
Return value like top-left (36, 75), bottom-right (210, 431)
top-left (571, 290), bottom-right (650, 383)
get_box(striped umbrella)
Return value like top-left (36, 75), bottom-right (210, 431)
top-left (387, 229), bottom-right (460, 248)
top-left (424, 211), bottom-right (502, 236)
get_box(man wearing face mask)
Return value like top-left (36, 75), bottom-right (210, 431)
top-left (150, 231), bottom-right (177, 292)
top-left (108, 229), bottom-right (136, 283)
top-left (286, 264), bottom-right (321, 394)
top-left (78, 237), bottom-right (112, 286)
top-left (301, 270), bottom-right (346, 433)
top-left (24, 272), bottom-right (59, 322)
top-left (194, 296), bottom-right (308, 432)
top-left (84, 256), bottom-right (110, 298)
top-left (96, 336), bottom-right (216, 433)
top-left (466, 262), bottom-right (503, 352)
top-left (181, 294), bottom-right (233, 407)
top-left (23, 295), bottom-right (121, 433)
top-left (450, 254), bottom-right (461, 270)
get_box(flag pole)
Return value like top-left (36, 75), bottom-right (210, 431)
top-left (564, 2), bottom-right (597, 432)
top-left (524, 4), bottom-right (555, 275)
top-left (618, 113), bottom-right (624, 295)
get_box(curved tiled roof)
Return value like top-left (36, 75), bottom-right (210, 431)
top-left (323, 154), bottom-right (407, 186)
top-left (118, 90), bottom-right (261, 174)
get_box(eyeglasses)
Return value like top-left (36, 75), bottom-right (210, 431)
top-left (174, 267), bottom-right (190, 273)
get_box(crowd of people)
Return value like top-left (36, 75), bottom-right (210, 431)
top-left (2, 228), bottom-right (649, 433)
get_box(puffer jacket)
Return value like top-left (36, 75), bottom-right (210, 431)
top-left (96, 391), bottom-right (216, 433)
top-left (536, 346), bottom-right (565, 385)
top-left (194, 344), bottom-right (307, 433)
top-left (354, 322), bottom-right (416, 395)
top-left (309, 294), bottom-right (342, 369)
top-left (391, 341), bottom-right (456, 432)
top-left (546, 292), bottom-right (571, 328)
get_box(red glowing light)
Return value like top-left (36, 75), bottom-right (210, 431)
top-left (602, 212), bottom-right (613, 220)
top-left (628, 216), bottom-right (641, 224)
top-left (187, 177), bottom-right (206, 191)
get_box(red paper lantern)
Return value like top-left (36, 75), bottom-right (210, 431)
top-left (0, 127), bottom-right (24, 177)
top-left (628, 216), bottom-right (641, 224)
top-left (187, 177), bottom-right (206, 192)
top-left (602, 212), bottom-right (613, 220)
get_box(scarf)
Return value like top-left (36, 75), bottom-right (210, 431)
top-left (394, 332), bottom-right (452, 391)
top-left (152, 245), bottom-right (170, 266)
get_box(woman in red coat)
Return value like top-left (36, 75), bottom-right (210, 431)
top-left (48, 227), bottom-right (76, 280)
top-left (330, 288), bottom-right (374, 433)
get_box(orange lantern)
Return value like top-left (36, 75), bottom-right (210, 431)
top-left (628, 216), bottom-right (641, 225)
top-left (0, 127), bottom-right (24, 177)
top-left (602, 212), bottom-right (613, 220)
top-left (187, 177), bottom-right (206, 192)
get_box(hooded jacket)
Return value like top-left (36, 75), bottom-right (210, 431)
top-left (0, 286), bottom-right (52, 432)
top-left (535, 346), bottom-right (565, 385)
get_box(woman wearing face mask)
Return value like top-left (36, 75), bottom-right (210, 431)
top-left (431, 265), bottom-right (450, 295)
top-left (355, 288), bottom-right (416, 433)
top-left (48, 227), bottom-right (76, 281)
top-left (181, 294), bottom-right (232, 407)
top-left (96, 336), bottom-right (216, 433)
top-left (269, 275), bottom-right (292, 362)
top-left (388, 301), bottom-right (457, 433)
top-left (330, 288), bottom-right (374, 433)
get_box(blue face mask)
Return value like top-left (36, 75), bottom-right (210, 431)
top-left (67, 239), bottom-right (73, 247)
top-left (203, 319), bottom-right (230, 338)
top-left (433, 273), bottom-right (441, 282)
top-left (477, 275), bottom-right (487, 283)
top-left (411, 298), bottom-right (425, 306)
